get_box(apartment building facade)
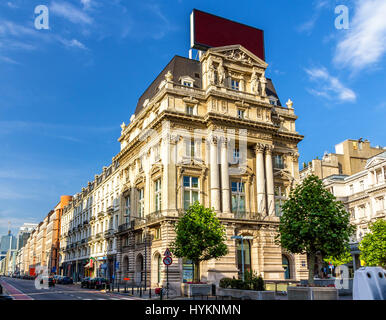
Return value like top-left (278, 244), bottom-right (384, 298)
top-left (113, 45), bottom-right (308, 291)
top-left (323, 151), bottom-right (386, 271)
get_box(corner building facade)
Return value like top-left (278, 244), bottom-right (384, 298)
top-left (114, 45), bottom-right (308, 291)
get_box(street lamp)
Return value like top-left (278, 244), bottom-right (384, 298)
top-left (231, 235), bottom-right (253, 281)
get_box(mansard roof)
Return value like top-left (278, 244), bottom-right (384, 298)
top-left (134, 53), bottom-right (282, 116)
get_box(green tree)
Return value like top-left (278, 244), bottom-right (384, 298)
top-left (171, 201), bottom-right (228, 282)
top-left (324, 248), bottom-right (353, 267)
top-left (359, 219), bottom-right (386, 268)
top-left (275, 175), bottom-right (356, 284)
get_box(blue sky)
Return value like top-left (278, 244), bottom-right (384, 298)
top-left (0, 0), bottom-right (385, 235)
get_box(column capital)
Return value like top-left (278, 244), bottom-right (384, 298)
top-left (265, 144), bottom-right (274, 155)
top-left (289, 151), bottom-right (299, 161)
top-left (254, 143), bottom-right (265, 154)
top-left (219, 136), bottom-right (229, 147)
top-left (166, 133), bottom-right (179, 145)
top-left (207, 135), bottom-right (219, 145)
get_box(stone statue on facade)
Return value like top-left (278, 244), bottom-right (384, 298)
top-left (208, 61), bottom-right (216, 85)
top-left (218, 60), bottom-right (226, 86)
top-left (251, 69), bottom-right (259, 94)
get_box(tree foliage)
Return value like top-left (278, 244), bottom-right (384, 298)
top-left (324, 248), bottom-right (353, 266)
top-left (171, 201), bottom-right (228, 282)
top-left (359, 219), bottom-right (386, 268)
top-left (275, 175), bottom-right (356, 283)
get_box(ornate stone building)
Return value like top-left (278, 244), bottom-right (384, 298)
top-left (114, 45), bottom-right (308, 291)
top-left (323, 151), bottom-right (386, 273)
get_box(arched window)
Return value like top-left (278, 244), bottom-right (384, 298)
top-left (236, 239), bottom-right (251, 276)
top-left (282, 255), bottom-right (291, 279)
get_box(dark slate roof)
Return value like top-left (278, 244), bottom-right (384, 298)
top-left (266, 78), bottom-right (282, 106)
top-left (135, 56), bottom-right (202, 116)
top-left (134, 55), bottom-right (281, 116)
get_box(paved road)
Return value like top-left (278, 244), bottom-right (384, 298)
top-left (0, 277), bottom-right (140, 300)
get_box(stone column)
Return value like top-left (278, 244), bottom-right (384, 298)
top-left (265, 145), bottom-right (275, 216)
top-left (220, 137), bottom-right (231, 214)
top-left (255, 143), bottom-right (266, 215)
top-left (209, 136), bottom-right (221, 212)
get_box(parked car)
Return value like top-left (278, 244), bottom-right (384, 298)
top-left (89, 277), bottom-right (109, 290)
top-left (81, 277), bottom-right (91, 288)
top-left (40, 276), bottom-right (55, 287)
top-left (60, 276), bottom-right (73, 285)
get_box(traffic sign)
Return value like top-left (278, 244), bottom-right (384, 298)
top-left (163, 256), bottom-right (173, 266)
top-left (164, 248), bottom-right (171, 257)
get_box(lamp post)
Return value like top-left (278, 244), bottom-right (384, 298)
top-left (231, 235), bottom-right (253, 281)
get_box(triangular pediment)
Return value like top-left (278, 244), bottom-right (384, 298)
top-left (206, 45), bottom-right (268, 69)
top-left (365, 154), bottom-right (386, 169)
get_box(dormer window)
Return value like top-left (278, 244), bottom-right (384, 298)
top-left (180, 76), bottom-right (195, 88)
top-left (269, 96), bottom-right (278, 106)
top-left (231, 79), bottom-right (240, 91)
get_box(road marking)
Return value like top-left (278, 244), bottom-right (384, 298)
top-left (0, 279), bottom-right (33, 300)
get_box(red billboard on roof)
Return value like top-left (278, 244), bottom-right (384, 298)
top-left (190, 9), bottom-right (265, 61)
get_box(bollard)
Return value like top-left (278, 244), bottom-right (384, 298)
top-left (160, 288), bottom-right (163, 301)
top-left (124, 283), bottom-right (127, 293)
top-left (139, 286), bottom-right (142, 297)
top-left (149, 288), bottom-right (151, 299)
top-left (132, 284), bottom-right (134, 295)
top-left (117, 283), bottom-right (120, 293)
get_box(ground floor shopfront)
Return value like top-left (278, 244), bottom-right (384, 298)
top-left (115, 218), bottom-right (309, 294)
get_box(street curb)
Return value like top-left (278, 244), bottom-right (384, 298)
top-left (0, 281), bottom-right (13, 300)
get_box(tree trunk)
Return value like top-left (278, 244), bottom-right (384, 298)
top-left (193, 261), bottom-right (200, 283)
top-left (308, 252), bottom-right (315, 285)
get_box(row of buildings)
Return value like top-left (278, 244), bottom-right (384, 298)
top-left (7, 44), bottom-right (385, 291)
top-left (300, 139), bottom-right (386, 275)
top-left (0, 223), bottom-right (37, 276)
top-left (10, 44), bottom-right (309, 290)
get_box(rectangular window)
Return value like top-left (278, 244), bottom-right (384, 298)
top-left (231, 181), bottom-right (245, 215)
top-left (233, 148), bottom-right (240, 164)
top-left (154, 227), bottom-right (161, 240)
top-left (186, 139), bottom-right (195, 158)
top-left (274, 185), bottom-right (286, 217)
top-left (349, 184), bottom-right (354, 194)
top-left (183, 176), bottom-right (199, 210)
top-left (237, 109), bottom-right (244, 119)
top-left (183, 81), bottom-right (193, 87)
top-left (138, 188), bottom-right (144, 218)
top-left (155, 179), bottom-right (162, 212)
top-left (274, 155), bottom-right (285, 169)
top-left (231, 79), bottom-right (240, 90)
top-left (125, 196), bottom-right (130, 223)
top-left (360, 180), bottom-right (364, 191)
top-left (186, 105), bottom-right (194, 115)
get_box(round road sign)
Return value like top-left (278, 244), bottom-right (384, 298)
top-left (163, 256), bottom-right (173, 266)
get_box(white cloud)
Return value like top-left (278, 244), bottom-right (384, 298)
top-left (58, 38), bottom-right (88, 50)
top-left (0, 56), bottom-right (19, 65)
top-left (297, 0), bottom-right (329, 34)
top-left (6, 1), bottom-right (18, 9)
top-left (334, 0), bottom-right (386, 71)
top-left (305, 67), bottom-right (357, 102)
top-left (80, 0), bottom-right (93, 10)
top-left (51, 1), bottom-right (93, 25)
